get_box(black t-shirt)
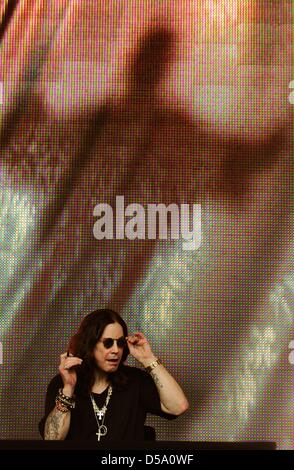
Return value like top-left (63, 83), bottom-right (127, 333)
top-left (39, 365), bottom-right (177, 441)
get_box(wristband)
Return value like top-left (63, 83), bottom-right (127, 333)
top-left (145, 358), bottom-right (161, 373)
top-left (56, 388), bottom-right (76, 409)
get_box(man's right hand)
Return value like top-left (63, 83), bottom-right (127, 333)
top-left (58, 352), bottom-right (83, 394)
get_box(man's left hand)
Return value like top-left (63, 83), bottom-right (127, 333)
top-left (126, 332), bottom-right (157, 367)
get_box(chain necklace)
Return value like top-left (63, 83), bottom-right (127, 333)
top-left (90, 385), bottom-right (113, 441)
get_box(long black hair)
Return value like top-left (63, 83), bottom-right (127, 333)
top-left (68, 308), bottom-right (129, 395)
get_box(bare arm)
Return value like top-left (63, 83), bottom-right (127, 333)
top-left (145, 359), bottom-right (189, 416)
top-left (44, 355), bottom-right (81, 440)
top-left (127, 333), bottom-right (189, 416)
top-left (44, 406), bottom-right (71, 440)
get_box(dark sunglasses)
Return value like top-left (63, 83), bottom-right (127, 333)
top-left (100, 336), bottom-right (127, 349)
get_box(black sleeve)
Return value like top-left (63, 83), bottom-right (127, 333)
top-left (138, 368), bottom-right (178, 420)
top-left (38, 375), bottom-right (63, 438)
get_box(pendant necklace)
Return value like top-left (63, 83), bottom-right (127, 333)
top-left (90, 385), bottom-right (113, 441)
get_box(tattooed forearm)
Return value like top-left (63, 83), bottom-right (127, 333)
top-left (44, 408), bottom-right (70, 440)
top-left (150, 370), bottom-right (164, 389)
top-left (147, 362), bottom-right (189, 415)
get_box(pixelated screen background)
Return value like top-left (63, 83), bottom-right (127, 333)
top-left (0, 0), bottom-right (293, 449)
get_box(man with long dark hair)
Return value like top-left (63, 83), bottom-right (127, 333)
top-left (39, 309), bottom-right (189, 441)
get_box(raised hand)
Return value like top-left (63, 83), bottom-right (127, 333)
top-left (58, 352), bottom-right (82, 392)
top-left (126, 332), bottom-right (156, 366)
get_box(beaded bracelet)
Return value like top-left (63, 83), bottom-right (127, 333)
top-left (58, 388), bottom-right (75, 403)
top-left (55, 398), bottom-right (70, 413)
top-left (56, 388), bottom-right (76, 410)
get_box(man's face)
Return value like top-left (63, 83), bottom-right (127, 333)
top-left (93, 322), bottom-right (125, 373)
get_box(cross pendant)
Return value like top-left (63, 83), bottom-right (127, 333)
top-left (97, 410), bottom-right (104, 420)
top-left (96, 430), bottom-right (101, 441)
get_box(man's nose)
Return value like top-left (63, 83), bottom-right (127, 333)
top-left (111, 341), bottom-right (119, 353)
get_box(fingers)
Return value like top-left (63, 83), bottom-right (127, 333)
top-left (60, 352), bottom-right (82, 370)
top-left (126, 332), bottom-right (146, 345)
